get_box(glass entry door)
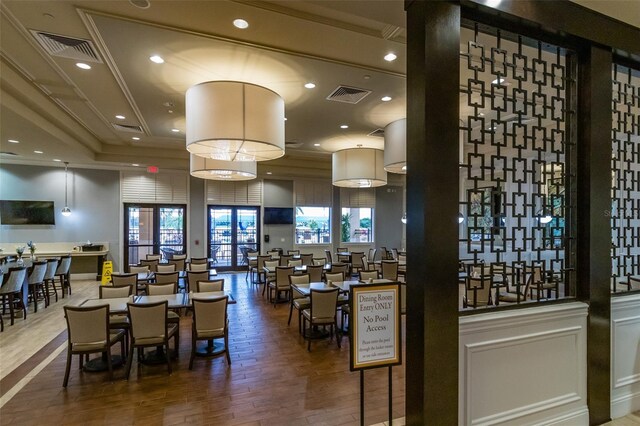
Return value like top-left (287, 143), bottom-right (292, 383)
top-left (208, 206), bottom-right (259, 270)
top-left (124, 204), bottom-right (186, 267)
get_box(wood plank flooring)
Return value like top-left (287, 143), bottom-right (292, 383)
top-left (0, 273), bottom-right (405, 425)
top-left (2, 274), bottom-right (638, 425)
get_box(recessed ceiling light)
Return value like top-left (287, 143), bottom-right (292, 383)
top-left (384, 53), bottom-right (397, 62)
top-left (266, 171), bottom-right (273, 175)
top-left (149, 55), bottom-right (164, 64)
top-left (314, 143), bottom-right (321, 147)
top-left (34, 150), bottom-right (43, 154)
top-left (381, 96), bottom-right (392, 102)
top-left (304, 82), bottom-right (316, 89)
top-left (340, 125), bottom-right (349, 129)
top-left (8, 139), bottom-right (19, 143)
top-left (284, 117), bottom-right (288, 121)
top-left (492, 78), bottom-right (506, 85)
top-left (132, 137), bottom-right (141, 141)
top-left (115, 115), bottom-right (126, 120)
top-left (233, 19), bottom-right (249, 29)
top-left (171, 128), bottom-right (180, 133)
top-left (132, 163), bottom-right (139, 167)
top-left (53, 159), bottom-right (61, 162)
top-left (76, 62), bottom-right (91, 70)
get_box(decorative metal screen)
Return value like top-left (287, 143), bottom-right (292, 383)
top-left (459, 24), bottom-right (576, 310)
top-left (611, 64), bottom-right (640, 293)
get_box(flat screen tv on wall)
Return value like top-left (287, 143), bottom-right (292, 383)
top-left (0, 200), bottom-right (55, 225)
top-left (264, 207), bottom-right (293, 225)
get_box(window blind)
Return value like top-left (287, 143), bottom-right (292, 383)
top-left (295, 180), bottom-right (332, 207)
top-left (340, 187), bottom-right (375, 208)
top-left (121, 171), bottom-right (188, 204)
top-left (206, 180), bottom-right (263, 205)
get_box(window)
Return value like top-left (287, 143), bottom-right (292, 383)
top-left (341, 207), bottom-right (373, 243)
top-left (295, 207), bottom-right (331, 244)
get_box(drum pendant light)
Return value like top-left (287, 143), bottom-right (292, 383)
top-left (186, 81), bottom-right (285, 161)
top-left (332, 146), bottom-right (387, 188)
top-left (189, 155), bottom-right (257, 181)
top-left (384, 118), bottom-right (406, 174)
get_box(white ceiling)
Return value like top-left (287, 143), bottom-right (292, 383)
top-left (0, 0), bottom-right (637, 177)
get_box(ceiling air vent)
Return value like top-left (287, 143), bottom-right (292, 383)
top-left (326, 86), bottom-right (371, 104)
top-left (30, 30), bottom-right (102, 63)
top-left (111, 123), bottom-right (143, 133)
top-left (368, 128), bottom-right (385, 137)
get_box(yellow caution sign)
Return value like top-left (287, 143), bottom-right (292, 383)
top-left (101, 260), bottom-right (113, 285)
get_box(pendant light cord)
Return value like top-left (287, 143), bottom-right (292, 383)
top-left (64, 162), bottom-right (69, 206)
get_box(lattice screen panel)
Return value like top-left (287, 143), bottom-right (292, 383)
top-left (459, 24), bottom-right (576, 308)
top-left (611, 64), bottom-right (640, 293)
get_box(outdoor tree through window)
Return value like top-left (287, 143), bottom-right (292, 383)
top-left (295, 207), bottom-right (331, 244)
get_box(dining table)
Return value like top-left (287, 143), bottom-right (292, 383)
top-left (78, 291), bottom-right (235, 368)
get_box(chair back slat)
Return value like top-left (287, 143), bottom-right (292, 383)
top-left (65, 305), bottom-right (108, 345)
top-left (55, 255), bottom-right (72, 275)
top-left (147, 283), bottom-right (177, 295)
top-left (157, 264), bottom-right (176, 273)
top-left (289, 274), bottom-right (310, 285)
top-left (195, 279), bottom-right (224, 292)
top-left (100, 285), bottom-right (133, 298)
top-left (28, 261), bottom-right (48, 284)
top-left (0, 267), bottom-right (27, 293)
top-left (276, 266), bottom-right (294, 288)
top-left (112, 273), bottom-right (138, 287)
top-left (359, 270), bottom-right (379, 281)
top-left (128, 302), bottom-right (167, 339)
top-left (310, 288), bottom-right (339, 319)
top-left (44, 259), bottom-right (59, 280)
top-left (306, 265), bottom-right (324, 282)
top-left (155, 271), bottom-right (179, 284)
top-left (324, 272), bottom-right (344, 283)
top-left (193, 297), bottom-right (228, 335)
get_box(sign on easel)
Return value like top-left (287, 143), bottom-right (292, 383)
top-left (349, 282), bottom-right (402, 426)
top-left (101, 260), bottom-right (113, 285)
top-left (350, 283), bottom-right (402, 370)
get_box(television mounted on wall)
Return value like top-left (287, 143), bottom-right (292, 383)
top-left (0, 200), bottom-right (56, 225)
top-left (264, 207), bottom-right (293, 225)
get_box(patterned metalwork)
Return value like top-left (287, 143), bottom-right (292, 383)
top-left (459, 25), bottom-right (576, 309)
top-left (611, 64), bottom-right (640, 293)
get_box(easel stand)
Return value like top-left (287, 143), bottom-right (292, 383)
top-left (359, 366), bottom-right (394, 426)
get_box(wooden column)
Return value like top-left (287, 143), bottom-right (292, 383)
top-left (577, 44), bottom-right (613, 425)
top-left (405, 1), bottom-right (460, 424)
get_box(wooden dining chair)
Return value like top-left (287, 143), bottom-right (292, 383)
top-left (302, 287), bottom-right (341, 351)
top-left (288, 274), bottom-right (310, 332)
top-left (187, 271), bottom-right (209, 293)
top-left (125, 301), bottom-right (178, 379)
top-left (28, 261), bottom-right (48, 312)
top-left (189, 296), bottom-right (230, 369)
top-left (63, 305), bottom-right (126, 387)
top-left (0, 267), bottom-right (28, 326)
top-left (140, 259), bottom-right (159, 273)
top-left (43, 258), bottom-right (60, 304)
top-left (268, 266), bottom-right (294, 306)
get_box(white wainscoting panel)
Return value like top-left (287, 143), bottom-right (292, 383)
top-left (611, 293), bottom-right (640, 418)
top-left (459, 302), bottom-right (589, 425)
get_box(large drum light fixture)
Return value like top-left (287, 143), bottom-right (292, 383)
top-left (189, 155), bottom-right (257, 181)
top-left (332, 147), bottom-right (387, 188)
top-left (186, 81), bottom-right (285, 161)
top-left (383, 118), bottom-right (406, 174)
